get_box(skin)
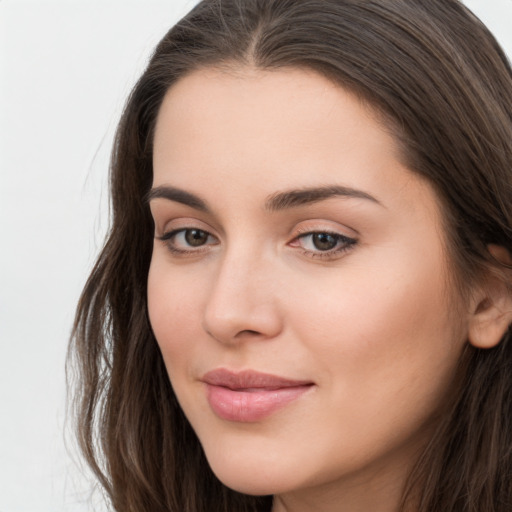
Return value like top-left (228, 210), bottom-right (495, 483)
top-left (147, 67), bottom-right (473, 512)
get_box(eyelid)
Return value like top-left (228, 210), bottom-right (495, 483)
top-left (154, 217), bottom-right (220, 256)
top-left (292, 229), bottom-right (356, 247)
top-left (289, 222), bottom-right (359, 260)
top-left (157, 227), bottom-right (219, 256)
top-left (292, 219), bottom-right (359, 238)
top-left (154, 217), bottom-right (358, 260)
top-left (154, 215), bottom-right (215, 237)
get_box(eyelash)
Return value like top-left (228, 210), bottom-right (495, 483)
top-left (292, 230), bottom-right (357, 259)
top-left (157, 228), bottom-right (218, 255)
top-left (157, 228), bottom-right (358, 260)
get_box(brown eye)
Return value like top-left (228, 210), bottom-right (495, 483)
top-left (311, 233), bottom-right (339, 251)
top-left (185, 229), bottom-right (209, 247)
top-left (291, 230), bottom-right (357, 259)
top-left (158, 227), bottom-right (218, 254)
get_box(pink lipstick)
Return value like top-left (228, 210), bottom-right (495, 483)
top-left (202, 369), bottom-right (314, 422)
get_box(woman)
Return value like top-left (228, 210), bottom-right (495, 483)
top-left (69, 1), bottom-right (512, 511)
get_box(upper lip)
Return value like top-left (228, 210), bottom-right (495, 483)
top-left (202, 368), bottom-right (314, 390)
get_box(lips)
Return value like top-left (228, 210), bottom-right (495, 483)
top-left (202, 369), bottom-right (314, 422)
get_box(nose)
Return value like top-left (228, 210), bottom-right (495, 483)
top-left (202, 249), bottom-right (283, 345)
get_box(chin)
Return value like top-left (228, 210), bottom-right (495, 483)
top-left (215, 474), bottom-right (278, 496)
top-left (213, 470), bottom-right (293, 497)
top-left (203, 445), bottom-right (301, 496)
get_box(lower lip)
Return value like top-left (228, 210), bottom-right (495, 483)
top-left (205, 384), bottom-right (312, 422)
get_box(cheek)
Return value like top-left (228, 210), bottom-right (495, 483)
top-left (286, 247), bottom-right (465, 408)
top-left (147, 259), bottom-right (204, 370)
top-left (270, 259), bottom-right (465, 476)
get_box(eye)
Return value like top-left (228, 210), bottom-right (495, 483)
top-left (291, 231), bottom-right (357, 259)
top-left (306, 233), bottom-right (341, 251)
top-left (158, 228), bottom-right (218, 254)
top-left (182, 229), bottom-right (210, 247)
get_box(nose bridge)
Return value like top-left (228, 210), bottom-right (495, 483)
top-left (202, 242), bottom-right (282, 343)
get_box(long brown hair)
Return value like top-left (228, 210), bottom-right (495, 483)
top-left (69, 1), bottom-right (512, 510)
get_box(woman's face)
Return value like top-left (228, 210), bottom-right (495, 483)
top-left (148, 67), bottom-right (469, 507)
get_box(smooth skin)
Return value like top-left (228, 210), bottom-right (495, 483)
top-left (147, 67), bottom-right (511, 512)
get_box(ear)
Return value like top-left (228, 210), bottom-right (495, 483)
top-left (468, 245), bottom-right (512, 349)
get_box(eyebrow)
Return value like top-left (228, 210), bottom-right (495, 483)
top-left (265, 185), bottom-right (382, 211)
top-left (146, 184), bottom-right (382, 212)
top-left (146, 185), bottom-right (210, 212)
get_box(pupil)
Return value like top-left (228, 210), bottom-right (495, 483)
top-left (313, 233), bottom-right (337, 251)
top-left (185, 229), bottom-right (208, 247)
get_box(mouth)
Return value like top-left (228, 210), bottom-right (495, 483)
top-left (201, 369), bottom-right (315, 422)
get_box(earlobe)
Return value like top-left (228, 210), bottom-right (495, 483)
top-left (468, 245), bottom-right (512, 349)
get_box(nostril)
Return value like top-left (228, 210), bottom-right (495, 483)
top-left (238, 329), bottom-right (261, 336)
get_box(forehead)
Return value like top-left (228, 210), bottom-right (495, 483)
top-left (154, 66), bottom-right (382, 140)
top-left (152, 67), bottom-right (404, 192)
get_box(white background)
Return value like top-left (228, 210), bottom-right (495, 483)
top-left (0, 1), bottom-right (511, 511)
